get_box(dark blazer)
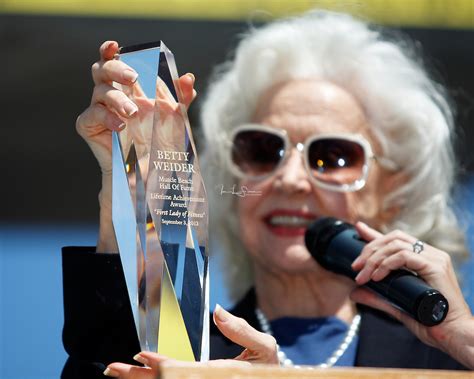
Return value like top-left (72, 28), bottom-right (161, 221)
top-left (61, 247), bottom-right (465, 378)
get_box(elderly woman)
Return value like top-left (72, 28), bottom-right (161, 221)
top-left (63, 11), bottom-right (474, 378)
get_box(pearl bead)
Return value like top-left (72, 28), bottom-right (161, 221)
top-left (255, 308), bottom-right (361, 368)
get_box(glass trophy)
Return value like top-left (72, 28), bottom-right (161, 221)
top-left (111, 41), bottom-right (209, 362)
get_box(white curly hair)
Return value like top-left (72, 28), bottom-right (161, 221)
top-left (199, 10), bottom-right (468, 302)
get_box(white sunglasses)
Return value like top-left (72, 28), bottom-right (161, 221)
top-left (227, 124), bottom-right (396, 192)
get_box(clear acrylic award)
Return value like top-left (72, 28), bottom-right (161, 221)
top-left (111, 41), bottom-right (209, 361)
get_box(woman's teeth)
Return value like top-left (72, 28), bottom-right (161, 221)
top-left (269, 216), bottom-right (313, 227)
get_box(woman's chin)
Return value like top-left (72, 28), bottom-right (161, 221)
top-left (258, 245), bottom-right (319, 273)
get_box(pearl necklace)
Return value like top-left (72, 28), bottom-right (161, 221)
top-left (255, 308), bottom-right (361, 368)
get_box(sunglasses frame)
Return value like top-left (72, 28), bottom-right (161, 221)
top-left (227, 123), bottom-right (378, 192)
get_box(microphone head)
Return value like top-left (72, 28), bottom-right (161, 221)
top-left (305, 217), bottom-right (351, 259)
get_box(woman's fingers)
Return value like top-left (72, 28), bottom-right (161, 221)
top-left (92, 58), bottom-right (138, 86)
top-left (76, 104), bottom-right (124, 136)
top-left (103, 350), bottom-right (255, 378)
top-left (354, 241), bottom-right (415, 285)
top-left (350, 287), bottom-right (398, 319)
top-left (370, 250), bottom-right (428, 282)
top-left (96, 40), bottom-right (135, 84)
top-left (133, 352), bottom-right (174, 371)
top-left (213, 305), bottom-right (278, 364)
top-left (178, 73), bottom-right (197, 108)
top-left (351, 222), bottom-right (383, 270)
top-left (99, 40), bottom-right (119, 61)
top-left (352, 224), bottom-right (415, 272)
top-left (350, 287), bottom-right (416, 328)
top-left (91, 83), bottom-right (138, 118)
top-left (90, 69), bottom-right (193, 119)
top-left (96, 41), bottom-right (194, 107)
top-left (104, 362), bottom-right (154, 379)
top-left (355, 221), bottom-right (383, 241)
top-left (104, 352), bottom-right (176, 378)
top-left (350, 223), bottom-right (437, 285)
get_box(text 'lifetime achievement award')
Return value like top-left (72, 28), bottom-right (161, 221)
top-left (111, 41), bottom-right (209, 361)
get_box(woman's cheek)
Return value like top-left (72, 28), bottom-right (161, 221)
top-left (236, 180), bottom-right (270, 256)
top-left (237, 198), bottom-right (259, 260)
top-left (316, 190), bottom-right (353, 222)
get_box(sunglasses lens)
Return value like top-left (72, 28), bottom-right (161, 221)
top-left (232, 130), bottom-right (284, 176)
top-left (308, 138), bottom-right (366, 184)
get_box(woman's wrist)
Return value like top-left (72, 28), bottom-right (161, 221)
top-left (453, 318), bottom-right (474, 369)
top-left (97, 174), bottom-right (118, 253)
top-left (439, 317), bottom-right (474, 369)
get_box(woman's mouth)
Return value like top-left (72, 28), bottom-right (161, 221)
top-left (264, 210), bottom-right (318, 237)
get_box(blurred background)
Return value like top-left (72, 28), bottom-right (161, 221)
top-left (1, 0), bottom-right (473, 378)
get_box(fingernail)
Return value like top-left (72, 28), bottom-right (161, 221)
top-left (214, 303), bottom-right (228, 324)
top-left (133, 353), bottom-right (148, 366)
top-left (102, 41), bottom-right (113, 53)
top-left (123, 69), bottom-right (138, 83)
top-left (354, 272), bottom-right (362, 283)
top-left (106, 41), bottom-right (115, 50)
top-left (123, 101), bottom-right (138, 116)
top-left (358, 221), bottom-right (368, 228)
top-left (111, 117), bottom-right (124, 129)
top-left (186, 72), bottom-right (195, 83)
top-left (107, 112), bottom-right (126, 130)
top-left (371, 269), bottom-right (381, 281)
top-left (103, 367), bottom-right (119, 377)
top-left (352, 257), bottom-right (360, 267)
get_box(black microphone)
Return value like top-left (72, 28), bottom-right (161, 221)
top-left (305, 217), bottom-right (449, 326)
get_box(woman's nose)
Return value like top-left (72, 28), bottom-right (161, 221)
top-left (273, 147), bottom-right (312, 194)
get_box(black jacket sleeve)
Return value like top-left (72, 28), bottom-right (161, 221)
top-left (355, 305), bottom-right (466, 370)
top-left (61, 247), bottom-right (140, 379)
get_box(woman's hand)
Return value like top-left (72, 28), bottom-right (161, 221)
top-left (76, 40), bottom-right (196, 177)
top-left (76, 40), bottom-right (196, 252)
top-left (76, 41), bottom-right (136, 178)
top-left (350, 222), bottom-right (474, 369)
top-left (212, 304), bottom-right (279, 364)
top-left (103, 305), bottom-right (278, 378)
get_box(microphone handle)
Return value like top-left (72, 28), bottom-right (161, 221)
top-left (320, 229), bottom-right (449, 326)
